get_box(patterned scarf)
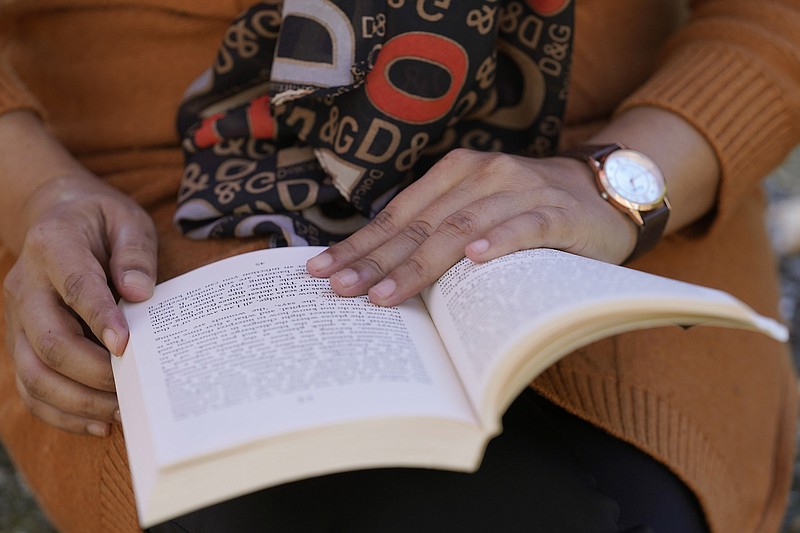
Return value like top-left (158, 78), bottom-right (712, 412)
top-left (175, 0), bottom-right (574, 246)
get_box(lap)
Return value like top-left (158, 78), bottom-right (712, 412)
top-left (149, 390), bottom-right (708, 533)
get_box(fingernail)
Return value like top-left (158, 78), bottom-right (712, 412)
top-left (87, 422), bottom-right (109, 437)
top-left (307, 252), bottom-right (333, 272)
top-left (102, 328), bottom-right (120, 357)
top-left (113, 409), bottom-right (122, 424)
top-left (467, 239), bottom-right (490, 255)
top-left (332, 269), bottom-right (359, 289)
top-left (370, 279), bottom-right (397, 301)
top-left (122, 270), bottom-right (154, 296)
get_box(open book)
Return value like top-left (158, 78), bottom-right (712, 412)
top-left (112, 246), bottom-right (788, 527)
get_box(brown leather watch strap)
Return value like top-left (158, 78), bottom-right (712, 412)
top-left (629, 200), bottom-right (671, 261)
top-left (560, 142), bottom-right (625, 163)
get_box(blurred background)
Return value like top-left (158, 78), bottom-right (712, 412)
top-left (768, 146), bottom-right (800, 533)
top-left (1, 147), bottom-right (800, 533)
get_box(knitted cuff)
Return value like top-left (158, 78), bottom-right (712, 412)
top-left (617, 43), bottom-right (797, 233)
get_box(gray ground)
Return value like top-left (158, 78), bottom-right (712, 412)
top-left (1, 149), bottom-right (800, 532)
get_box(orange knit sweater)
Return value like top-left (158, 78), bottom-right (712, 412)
top-left (1, 1), bottom-right (799, 532)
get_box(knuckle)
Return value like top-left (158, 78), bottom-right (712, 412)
top-left (490, 223), bottom-right (517, 243)
top-left (404, 255), bottom-right (432, 279)
top-left (101, 365), bottom-right (116, 391)
top-left (358, 254), bottom-right (391, 278)
top-left (442, 147), bottom-right (477, 165)
top-left (327, 237), bottom-right (360, 261)
top-left (527, 210), bottom-right (557, 233)
top-left (370, 208), bottom-right (402, 238)
top-left (401, 220), bottom-right (435, 247)
top-left (35, 331), bottom-right (67, 370)
top-left (75, 394), bottom-right (100, 419)
top-left (23, 222), bottom-right (54, 253)
top-left (524, 207), bottom-right (581, 249)
top-left (19, 370), bottom-right (49, 403)
top-left (61, 270), bottom-right (106, 309)
top-left (121, 238), bottom-right (157, 259)
top-left (440, 211), bottom-right (480, 239)
top-left (481, 153), bottom-right (518, 179)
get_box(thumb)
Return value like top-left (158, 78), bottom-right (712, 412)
top-left (108, 211), bottom-right (159, 304)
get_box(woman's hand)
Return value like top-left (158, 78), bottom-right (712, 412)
top-left (307, 148), bottom-right (637, 307)
top-left (307, 107), bottom-right (722, 308)
top-left (3, 171), bottom-right (157, 436)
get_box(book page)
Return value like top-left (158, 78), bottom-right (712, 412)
top-left (116, 246), bottom-right (476, 467)
top-left (422, 248), bottom-right (784, 422)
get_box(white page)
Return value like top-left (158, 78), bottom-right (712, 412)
top-left (423, 248), bottom-right (785, 415)
top-left (118, 246), bottom-right (475, 467)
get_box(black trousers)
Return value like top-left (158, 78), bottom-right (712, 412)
top-left (149, 389), bottom-right (708, 533)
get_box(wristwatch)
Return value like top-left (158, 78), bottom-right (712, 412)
top-left (561, 143), bottom-right (671, 262)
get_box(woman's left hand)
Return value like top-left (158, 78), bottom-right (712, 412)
top-left (306, 148), bottom-right (637, 306)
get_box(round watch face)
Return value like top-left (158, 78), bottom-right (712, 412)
top-left (602, 149), bottom-right (666, 207)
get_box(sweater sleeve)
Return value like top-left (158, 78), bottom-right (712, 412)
top-left (617, 0), bottom-right (800, 233)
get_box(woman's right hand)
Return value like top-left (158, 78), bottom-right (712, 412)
top-left (1, 112), bottom-right (158, 436)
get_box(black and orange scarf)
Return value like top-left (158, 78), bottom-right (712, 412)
top-left (175, 0), bottom-right (574, 246)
